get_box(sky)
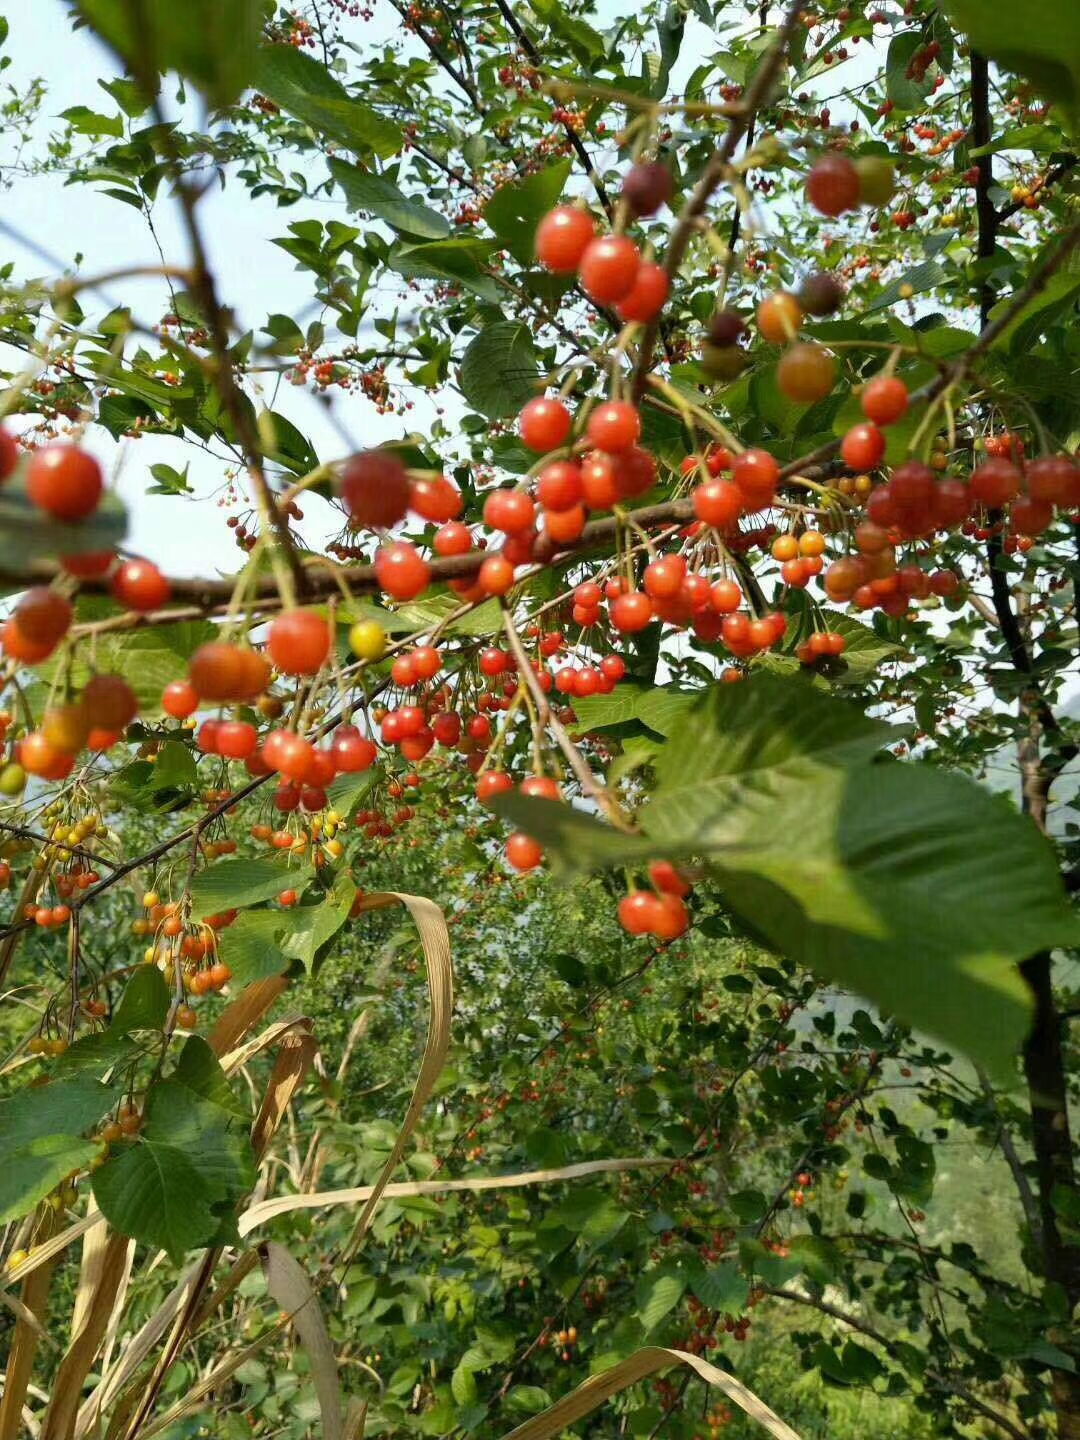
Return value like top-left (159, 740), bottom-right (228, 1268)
top-left (0, 1), bottom-right (410, 576)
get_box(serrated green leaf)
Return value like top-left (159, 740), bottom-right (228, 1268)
top-left (92, 1078), bottom-right (254, 1261)
top-left (329, 158), bottom-right (450, 239)
top-left (942, 0), bottom-right (1080, 113)
top-left (112, 966), bottom-right (170, 1034)
top-left (189, 858), bottom-right (315, 920)
top-left (0, 462), bottom-right (127, 570)
top-left (0, 1076), bottom-right (117, 1223)
top-left (251, 44), bottom-right (401, 158)
top-left (635, 1268), bottom-right (686, 1331)
top-left (459, 323), bottom-right (539, 418)
top-left (483, 160), bottom-right (572, 265)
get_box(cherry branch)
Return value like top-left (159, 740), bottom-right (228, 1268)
top-left (630, 0), bottom-right (805, 402)
top-left (490, 0), bottom-right (614, 220)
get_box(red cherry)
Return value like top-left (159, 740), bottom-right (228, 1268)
top-left (693, 478), bottom-right (742, 529)
top-left (162, 679), bottom-right (199, 719)
top-left (197, 719), bottom-right (221, 755)
top-left (537, 460), bottom-right (583, 512)
top-left (409, 474), bottom-right (462, 523)
top-left (434, 520), bottom-right (473, 555)
top-left (577, 235), bottom-right (640, 304)
top-left (1027, 455), bottom-right (1077, 505)
top-left (544, 504), bottom-right (586, 544)
top-left (652, 893), bottom-right (689, 940)
top-left (577, 452), bottom-right (619, 510)
top-left (731, 449), bottom-right (779, 507)
top-left (484, 488), bottom-right (536, 533)
top-left (25, 444), bottom-right (103, 521)
top-left (521, 775), bottom-right (560, 801)
top-left (375, 542), bottom-right (430, 600)
top-left (860, 375), bottom-right (909, 425)
top-left (970, 458), bottom-right (1021, 507)
top-left (477, 770), bottom-right (514, 804)
top-left (216, 720), bottom-right (258, 759)
top-left (111, 559), bottom-right (170, 612)
top-left (610, 591), bottom-right (654, 632)
top-left (479, 554), bottom-right (515, 595)
top-left (615, 262), bottom-right (669, 323)
top-left (586, 401), bottom-right (641, 455)
top-left (341, 450), bottom-right (409, 528)
top-left (506, 832), bottom-right (543, 871)
top-left (519, 397), bottom-right (572, 453)
top-left (61, 550), bottom-right (114, 579)
top-left (618, 890), bottom-right (658, 936)
top-left (332, 725), bottom-right (377, 772)
top-left (0, 424), bottom-right (18, 481)
top-left (806, 154), bottom-right (860, 216)
top-left (13, 588), bottom-right (72, 647)
top-left (840, 422), bottom-right (886, 471)
top-left (649, 860), bottom-right (691, 897)
top-left (644, 554), bottom-right (687, 599)
top-left (535, 206), bottom-right (596, 272)
top-left (710, 579), bottom-right (742, 614)
top-left (268, 609), bottom-right (332, 676)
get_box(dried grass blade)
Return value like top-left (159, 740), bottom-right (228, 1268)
top-left (340, 892), bottom-right (453, 1261)
top-left (496, 1346), bottom-right (801, 1440)
top-left (250, 1025), bottom-right (317, 1161)
top-left (39, 1230), bottom-right (130, 1440)
top-left (207, 974), bottom-right (289, 1058)
top-left (239, 1156), bottom-right (666, 1235)
top-left (261, 1242), bottom-right (343, 1440)
top-left (0, 1232), bottom-right (59, 1440)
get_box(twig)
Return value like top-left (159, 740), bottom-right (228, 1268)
top-left (630, 0), bottom-right (805, 400)
top-left (499, 601), bottom-right (627, 826)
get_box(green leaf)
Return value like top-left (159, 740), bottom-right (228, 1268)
top-left (112, 966), bottom-right (170, 1034)
top-left (571, 685), bottom-right (647, 733)
top-left (635, 1268), bottom-right (686, 1331)
top-left (326, 767), bottom-right (378, 818)
top-left (220, 910), bottom-right (293, 987)
top-left (637, 679), bottom-right (1066, 1078)
top-left (173, 1036), bottom-right (247, 1117)
top-left (505, 1387), bottom-right (553, 1416)
top-left (277, 873), bottom-right (357, 971)
top-left (61, 104), bottom-right (124, 138)
top-left (483, 160), bottom-right (572, 265)
top-left (0, 462), bottom-right (127, 570)
top-left (0, 1076), bottom-right (115, 1150)
top-left (942, 0), bottom-right (1080, 113)
top-left (885, 30), bottom-right (936, 110)
top-left (75, 0), bottom-right (262, 108)
top-left (490, 794), bottom-right (653, 870)
top-left (328, 158), bottom-right (449, 239)
top-left (989, 267), bottom-right (1080, 355)
top-left (459, 323), bottom-right (539, 418)
top-left (92, 1078), bottom-right (254, 1261)
top-left (251, 44), bottom-right (401, 158)
top-left (189, 858), bottom-right (315, 921)
top-left (0, 1076), bottom-right (116, 1223)
top-left (35, 618), bottom-right (216, 720)
top-left (866, 259), bottom-right (949, 313)
top-left (391, 238), bottom-right (498, 301)
top-left (690, 1261), bottom-right (749, 1314)
top-left (634, 688), bottom-right (701, 737)
top-left (0, 1136), bottom-right (100, 1225)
